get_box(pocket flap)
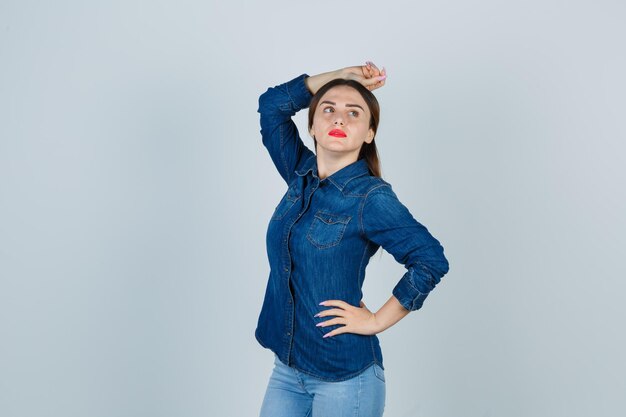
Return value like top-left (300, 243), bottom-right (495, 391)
top-left (314, 211), bottom-right (351, 225)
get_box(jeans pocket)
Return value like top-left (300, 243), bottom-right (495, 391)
top-left (373, 364), bottom-right (385, 383)
top-left (306, 210), bottom-right (351, 249)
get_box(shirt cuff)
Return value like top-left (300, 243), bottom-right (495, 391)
top-left (392, 274), bottom-right (429, 311)
top-left (285, 73), bottom-right (313, 111)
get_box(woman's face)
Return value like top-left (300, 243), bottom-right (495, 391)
top-left (309, 85), bottom-right (374, 157)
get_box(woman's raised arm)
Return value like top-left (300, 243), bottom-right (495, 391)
top-left (304, 62), bottom-right (387, 95)
top-left (258, 74), bottom-right (315, 185)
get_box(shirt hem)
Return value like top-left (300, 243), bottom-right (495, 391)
top-left (274, 353), bottom-right (383, 382)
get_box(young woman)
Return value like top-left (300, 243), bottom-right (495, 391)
top-left (255, 62), bottom-right (450, 417)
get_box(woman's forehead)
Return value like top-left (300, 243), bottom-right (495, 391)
top-left (320, 85), bottom-right (368, 107)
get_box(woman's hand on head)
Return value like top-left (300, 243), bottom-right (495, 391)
top-left (315, 299), bottom-right (382, 338)
top-left (340, 61), bottom-right (387, 91)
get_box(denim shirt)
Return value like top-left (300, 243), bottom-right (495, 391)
top-left (254, 73), bottom-right (450, 381)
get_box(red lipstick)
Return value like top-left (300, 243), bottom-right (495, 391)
top-left (328, 129), bottom-right (347, 138)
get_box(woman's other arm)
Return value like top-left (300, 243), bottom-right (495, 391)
top-left (316, 184), bottom-right (449, 338)
top-left (362, 185), bottom-right (450, 312)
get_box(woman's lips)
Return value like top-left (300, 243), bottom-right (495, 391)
top-left (328, 129), bottom-right (347, 138)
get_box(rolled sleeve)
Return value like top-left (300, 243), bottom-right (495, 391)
top-left (285, 73), bottom-right (314, 110)
top-left (257, 73), bottom-right (312, 115)
top-left (360, 185), bottom-right (450, 311)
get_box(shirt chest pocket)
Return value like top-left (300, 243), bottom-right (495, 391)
top-left (306, 210), bottom-right (352, 249)
top-left (271, 185), bottom-right (301, 221)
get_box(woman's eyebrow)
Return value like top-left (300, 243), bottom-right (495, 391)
top-left (345, 104), bottom-right (365, 111)
top-left (319, 100), bottom-right (365, 111)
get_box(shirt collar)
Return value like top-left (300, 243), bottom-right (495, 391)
top-left (296, 155), bottom-right (371, 191)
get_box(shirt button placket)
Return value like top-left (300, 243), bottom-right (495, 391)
top-left (283, 266), bottom-right (293, 351)
top-left (283, 176), bottom-right (316, 359)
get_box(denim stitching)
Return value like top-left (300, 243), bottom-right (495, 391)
top-left (344, 171), bottom-right (371, 189)
top-left (271, 196), bottom-right (299, 221)
top-left (327, 176), bottom-right (342, 190)
top-left (405, 267), bottom-right (421, 292)
top-left (327, 170), bottom-right (369, 191)
top-left (373, 364), bottom-right (386, 383)
top-left (358, 184), bottom-right (392, 239)
top-left (292, 368), bottom-right (308, 392)
top-left (355, 372), bottom-right (362, 417)
top-left (306, 211), bottom-right (352, 249)
top-left (278, 123), bottom-right (291, 184)
top-left (295, 154), bottom-right (315, 176)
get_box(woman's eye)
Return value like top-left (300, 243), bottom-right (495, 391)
top-left (349, 110), bottom-right (359, 117)
top-left (323, 107), bottom-right (334, 113)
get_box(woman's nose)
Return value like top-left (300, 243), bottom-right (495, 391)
top-left (333, 115), bottom-right (344, 125)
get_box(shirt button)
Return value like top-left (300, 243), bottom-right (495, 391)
top-left (287, 332), bottom-right (291, 336)
top-left (284, 267), bottom-right (288, 272)
top-left (288, 299), bottom-right (292, 304)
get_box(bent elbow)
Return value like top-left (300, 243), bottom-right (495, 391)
top-left (417, 253), bottom-right (449, 292)
top-left (257, 88), bottom-right (273, 114)
top-left (420, 245), bottom-right (450, 285)
top-left (437, 253), bottom-right (450, 277)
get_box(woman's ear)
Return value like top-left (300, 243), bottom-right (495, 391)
top-left (365, 128), bottom-right (375, 144)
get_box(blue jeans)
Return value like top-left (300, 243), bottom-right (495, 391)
top-left (260, 354), bottom-right (386, 417)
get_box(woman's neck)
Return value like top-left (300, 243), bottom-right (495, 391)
top-left (316, 151), bottom-right (359, 180)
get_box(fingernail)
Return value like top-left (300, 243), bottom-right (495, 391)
top-left (378, 75), bottom-right (386, 80)
top-left (316, 323), bottom-right (323, 327)
top-left (323, 333), bottom-right (331, 338)
top-left (314, 313), bottom-right (320, 317)
top-left (319, 301), bottom-right (326, 305)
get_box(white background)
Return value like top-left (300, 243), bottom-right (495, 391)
top-left (1, 1), bottom-right (625, 416)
